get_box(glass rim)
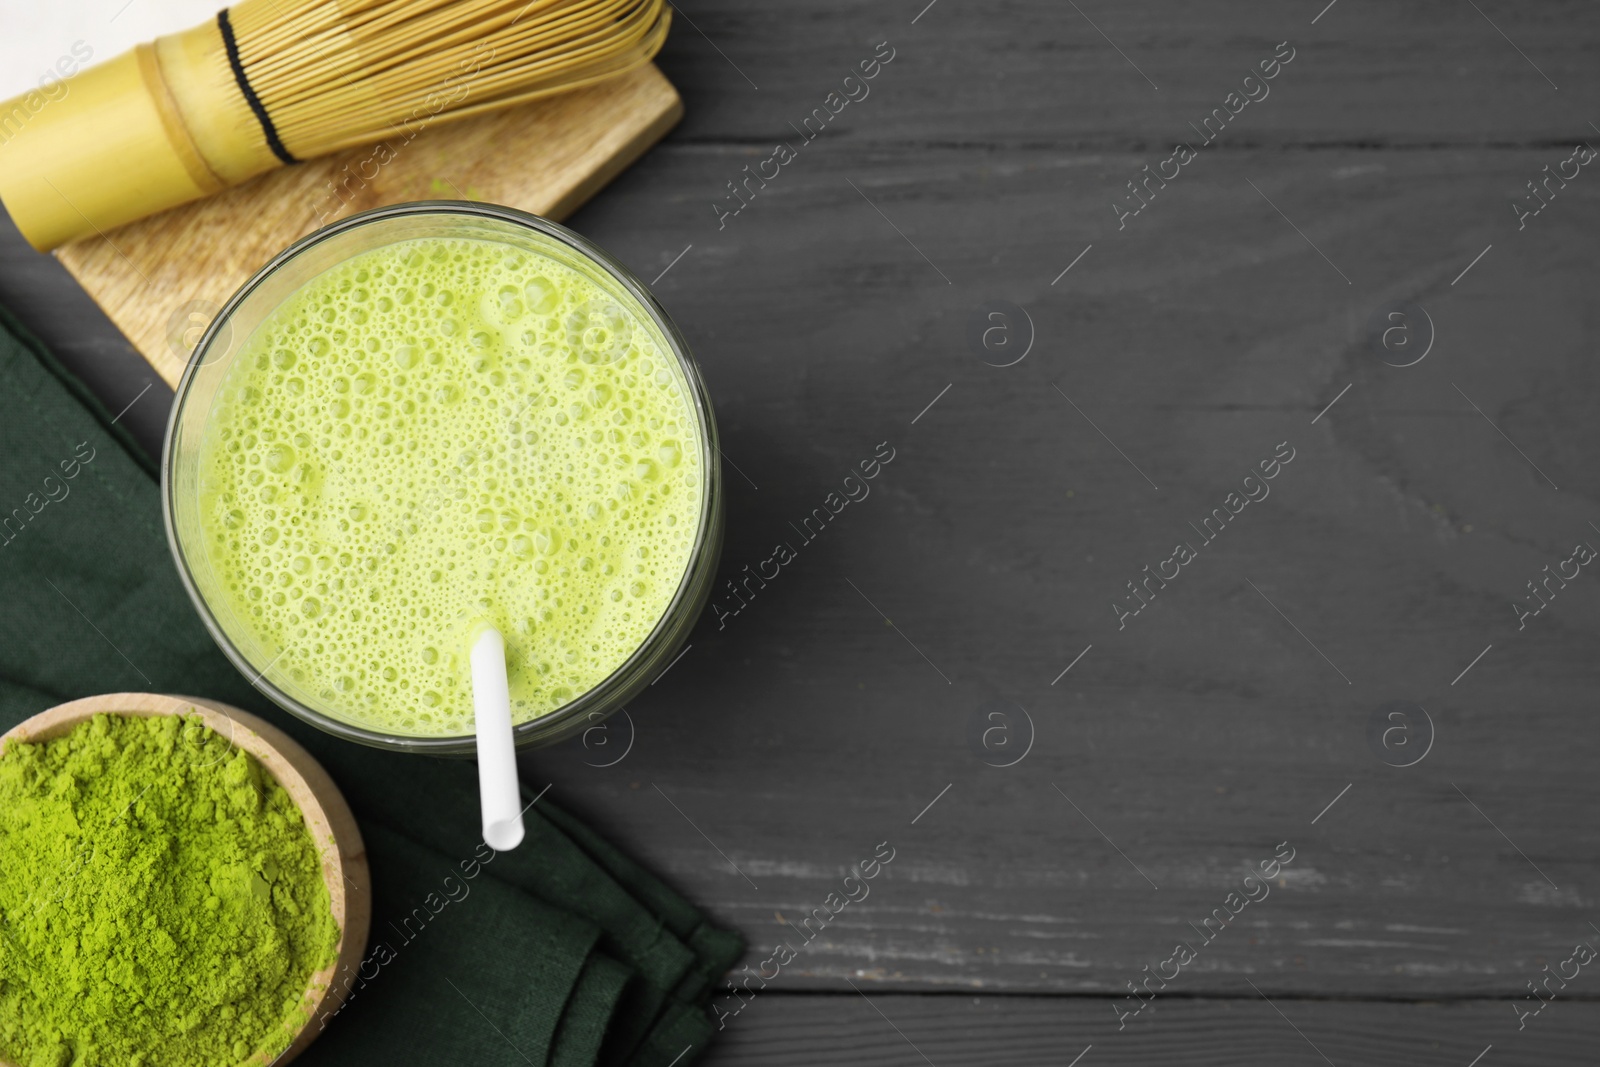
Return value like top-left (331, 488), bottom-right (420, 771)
top-left (161, 201), bottom-right (720, 753)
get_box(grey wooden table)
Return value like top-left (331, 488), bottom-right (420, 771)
top-left (4, 2), bottom-right (1599, 1063)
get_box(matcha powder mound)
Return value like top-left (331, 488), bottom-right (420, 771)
top-left (0, 713), bottom-right (341, 1067)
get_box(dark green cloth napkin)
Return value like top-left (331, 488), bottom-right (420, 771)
top-left (0, 305), bottom-right (741, 1067)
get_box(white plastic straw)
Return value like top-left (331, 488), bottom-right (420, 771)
top-left (470, 625), bottom-right (525, 851)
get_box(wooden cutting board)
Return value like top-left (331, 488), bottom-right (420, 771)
top-left (54, 64), bottom-right (682, 388)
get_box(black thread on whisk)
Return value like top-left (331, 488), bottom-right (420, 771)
top-left (217, 8), bottom-right (298, 165)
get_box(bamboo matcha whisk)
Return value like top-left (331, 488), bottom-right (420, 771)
top-left (0, 0), bottom-right (669, 251)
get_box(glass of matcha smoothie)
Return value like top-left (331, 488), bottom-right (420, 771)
top-left (163, 203), bottom-right (722, 753)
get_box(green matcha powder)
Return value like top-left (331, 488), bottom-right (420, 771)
top-left (0, 713), bottom-right (340, 1067)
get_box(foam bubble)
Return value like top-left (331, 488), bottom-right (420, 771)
top-left (196, 236), bottom-right (702, 736)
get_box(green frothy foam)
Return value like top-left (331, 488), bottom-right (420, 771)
top-left (194, 236), bottom-right (702, 736)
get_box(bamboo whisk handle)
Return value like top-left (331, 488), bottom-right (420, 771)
top-left (0, 0), bottom-right (673, 252)
top-left (0, 21), bottom-right (287, 252)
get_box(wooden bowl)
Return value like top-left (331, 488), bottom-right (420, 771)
top-left (0, 693), bottom-right (371, 1066)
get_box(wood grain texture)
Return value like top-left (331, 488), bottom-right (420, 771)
top-left (507, 117), bottom-right (1600, 997)
top-left (2, 0), bottom-right (1598, 1038)
top-left (51, 63), bottom-right (682, 388)
top-left (0, 692), bottom-right (370, 1064)
top-left (698, 994), bottom-right (1600, 1067)
top-left (654, 0), bottom-right (1598, 146)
